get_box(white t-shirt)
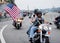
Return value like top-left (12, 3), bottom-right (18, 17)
top-left (19, 13), bottom-right (23, 18)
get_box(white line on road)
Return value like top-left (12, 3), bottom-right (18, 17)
top-left (0, 25), bottom-right (8, 43)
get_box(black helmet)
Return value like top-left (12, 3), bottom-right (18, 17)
top-left (34, 9), bottom-right (42, 15)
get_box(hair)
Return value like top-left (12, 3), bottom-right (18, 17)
top-left (34, 9), bottom-right (42, 17)
top-left (34, 9), bottom-right (39, 14)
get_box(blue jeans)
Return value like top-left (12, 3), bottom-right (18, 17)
top-left (29, 26), bottom-right (38, 38)
top-left (27, 25), bottom-right (33, 35)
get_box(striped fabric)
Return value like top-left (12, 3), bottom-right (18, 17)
top-left (4, 3), bottom-right (20, 20)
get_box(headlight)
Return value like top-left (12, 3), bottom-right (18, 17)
top-left (18, 19), bottom-right (21, 21)
top-left (18, 19), bottom-right (22, 22)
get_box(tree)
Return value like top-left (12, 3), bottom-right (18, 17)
top-left (5, 0), bottom-right (14, 3)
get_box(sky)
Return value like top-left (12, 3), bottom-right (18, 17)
top-left (15, 0), bottom-right (60, 10)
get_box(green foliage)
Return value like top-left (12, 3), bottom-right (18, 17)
top-left (6, 0), bottom-right (14, 3)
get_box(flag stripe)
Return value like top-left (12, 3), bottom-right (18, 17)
top-left (4, 4), bottom-right (20, 20)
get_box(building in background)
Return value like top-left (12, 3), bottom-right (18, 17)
top-left (0, 0), bottom-right (14, 4)
top-left (0, 0), bottom-right (4, 4)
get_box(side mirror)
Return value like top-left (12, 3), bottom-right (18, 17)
top-left (49, 23), bottom-right (52, 25)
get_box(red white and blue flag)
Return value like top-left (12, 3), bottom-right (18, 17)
top-left (4, 3), bottom-right (20, 20)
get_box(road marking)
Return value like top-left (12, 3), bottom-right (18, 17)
top-left (0, 25), bottom-right (8, 43)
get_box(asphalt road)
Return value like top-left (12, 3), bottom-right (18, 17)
top-left (0, 12), bottom-right (60, 43)
top-left (3, 16), bottom-right (30, 43)
top-left (0, 40), bottom-right (1, 43)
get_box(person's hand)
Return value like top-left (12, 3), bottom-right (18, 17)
top-left (30, 19), bottom-right (35, 23)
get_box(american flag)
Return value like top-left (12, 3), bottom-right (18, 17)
top-left (4, 3), bottom-right (20, 20)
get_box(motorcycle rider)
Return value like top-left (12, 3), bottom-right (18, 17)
top-left (54, 16), bottom-right (60, 28)
top-left (27, 9), bottom-right (45, 42)
top-left (13, 11), bottom-right (23, 27)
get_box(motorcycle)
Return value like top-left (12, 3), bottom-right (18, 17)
top-left (29, 23), bottom-right (52, 43)
top-left (54, 16), bottom-right (60, 29)
top-left (13, 18), bottom-right (23, 29)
